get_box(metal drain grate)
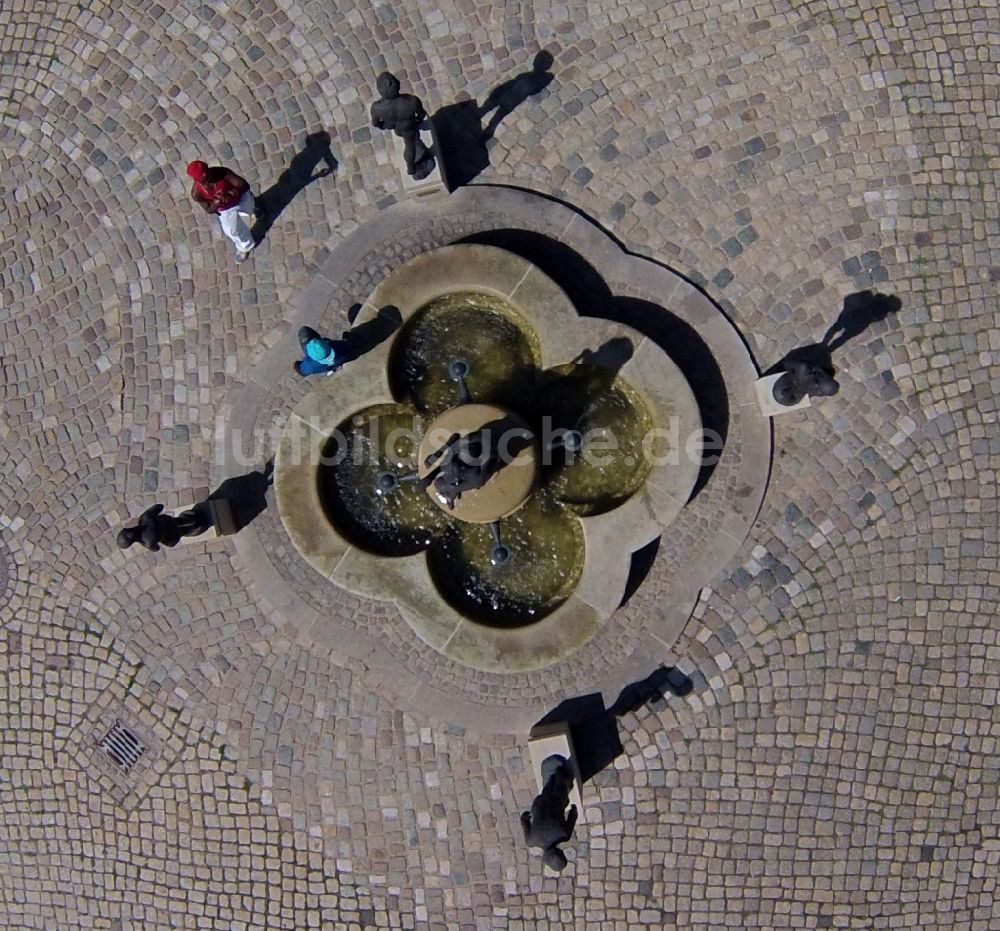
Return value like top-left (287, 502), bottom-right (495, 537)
top-left (97, 721), bottom-right (146, 773)
top-left (78, 705), bottom-right (168, 810)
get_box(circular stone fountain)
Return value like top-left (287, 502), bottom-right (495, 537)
top-left (225, 185), bottom-right (772, 729)
top-left (274, 244), bottom-right (702, 671)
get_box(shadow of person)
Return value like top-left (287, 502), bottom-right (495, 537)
top-left (342, 305), bottom-right (403, 357)
top-left (206, 460), bottom-right (274, 533)
top-left (254, 132), bottom-right (337, 243)
top-left (823, 289), bottom-right (903, 352)
top-left (480, 50), bottom-right (556, 142)
top-left (430, 49), bottom-right (557, 191)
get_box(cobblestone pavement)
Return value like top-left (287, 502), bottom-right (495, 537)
top-left (1, 0), bottom-right (997, 928)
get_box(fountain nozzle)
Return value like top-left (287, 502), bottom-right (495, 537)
top-left (490, 545), bottom-right (512, 567)
top-left (375, 471), bottom-right (398, 493)
top-left (377, 469), bottom-right (425, 494)
top-left (449, 359), bottom-right (472, 404)
top-left (488, 519), bottom-right (512, 567)
top-left (547, 429), bottom-right (584, 454)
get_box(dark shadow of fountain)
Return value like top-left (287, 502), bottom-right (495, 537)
top-left (620, 537), bottom-right (660, 606)
top-left (456, 229), bottom-right (729, 603)
top-left (454, 230), bottom-right (729, 500)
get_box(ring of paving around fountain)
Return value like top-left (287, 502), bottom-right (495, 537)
top-left (273, 244), bottom-right (702, 672)
top-left (224, 185), bottom-right (772, 731)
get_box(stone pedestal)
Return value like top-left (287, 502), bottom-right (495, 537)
top-left (393, 121), bottom-right (446, 198)
top-left (207, 498), bottom-right (237, 536)
top-left (167, 499), bottom-right (235, 544)
top-left (754, 372), bottom-right (812, 417)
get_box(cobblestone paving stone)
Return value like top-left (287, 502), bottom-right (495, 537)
top-left (1, 0), bottom-right (997, 928)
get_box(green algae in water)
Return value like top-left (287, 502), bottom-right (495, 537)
top-left (390, 293), bottom-right (540, 414)
top-left (319, 405), bottom-right (448, 555)
top-left (427, 492), bottom-right (584, 627)
top-left (536, 363), bottom-right (655, 515)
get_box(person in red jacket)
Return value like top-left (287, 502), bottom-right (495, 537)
top-left (186, 160), bottom-right (263, 263)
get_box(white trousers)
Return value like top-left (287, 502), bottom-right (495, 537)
top-left (218, 191), bottom-right (256, 253)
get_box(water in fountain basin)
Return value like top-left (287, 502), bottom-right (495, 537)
top-left (318, 304), bottom-right (660, 624)
top-left (538, 363), bottom-right (656, 515)
top-left (319, 405), bottom-right (448, 555)
top-left (390, 293), bottom-right (540, 413)
top-left (427, 492), bottom-right (585, 627)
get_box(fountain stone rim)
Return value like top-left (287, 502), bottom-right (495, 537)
top-left (223, 183), bottom-right (773, 730)
top-left (274, 243), bottom-right (702, 673)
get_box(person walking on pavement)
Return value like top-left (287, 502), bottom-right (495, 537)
top-left (294, 325), bottom-right (357, 376)
top-left (186, 160), bottom-right (264, 263)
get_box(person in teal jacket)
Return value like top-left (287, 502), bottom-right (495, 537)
top-left (294, 326), bottom-right (357, 376)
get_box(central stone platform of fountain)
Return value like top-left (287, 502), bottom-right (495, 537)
top-left (273, 243), bottom-right (702, 672)
top-left (417, 403), bottom-right (538, 523)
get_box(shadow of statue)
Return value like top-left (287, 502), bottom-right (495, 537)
top-left (480, 51), bottom-right (555, 142)
top-left (342, 305), bottom-right (404, 357)
top-left (764, 341), bottom-right (835, 378)
top-left (431, 99), bottom-right (491, 190)
top-left (534, 335), bottom-right (635, 443)
top-left (431, 49), bottom-right (557, 191)
top-left (823, 289), bottom-right (903, 352)
top-left (206, 460), bottom-right (274, 533)
top-left (570, 336), bottom-right (634, 374)
top-left (534, 666), bottom-right (694, 783)
top-left (607, 666), bottom-right (693, 716)
top-left (535, 693), bottom-right (621, 784)
top-left (254, 132), bottom-right (337, 243)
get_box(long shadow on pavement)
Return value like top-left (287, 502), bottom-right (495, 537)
top-left (254, 132), bottom-right (337, 244)
top-left (765, 289), bottom-right (904, 387)
top-left (432, 50), bottom-right (557, 190)
top-left (534, 666), bottom-right (693, 784)
top-left (206, 460), bottom-right (274, 533)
